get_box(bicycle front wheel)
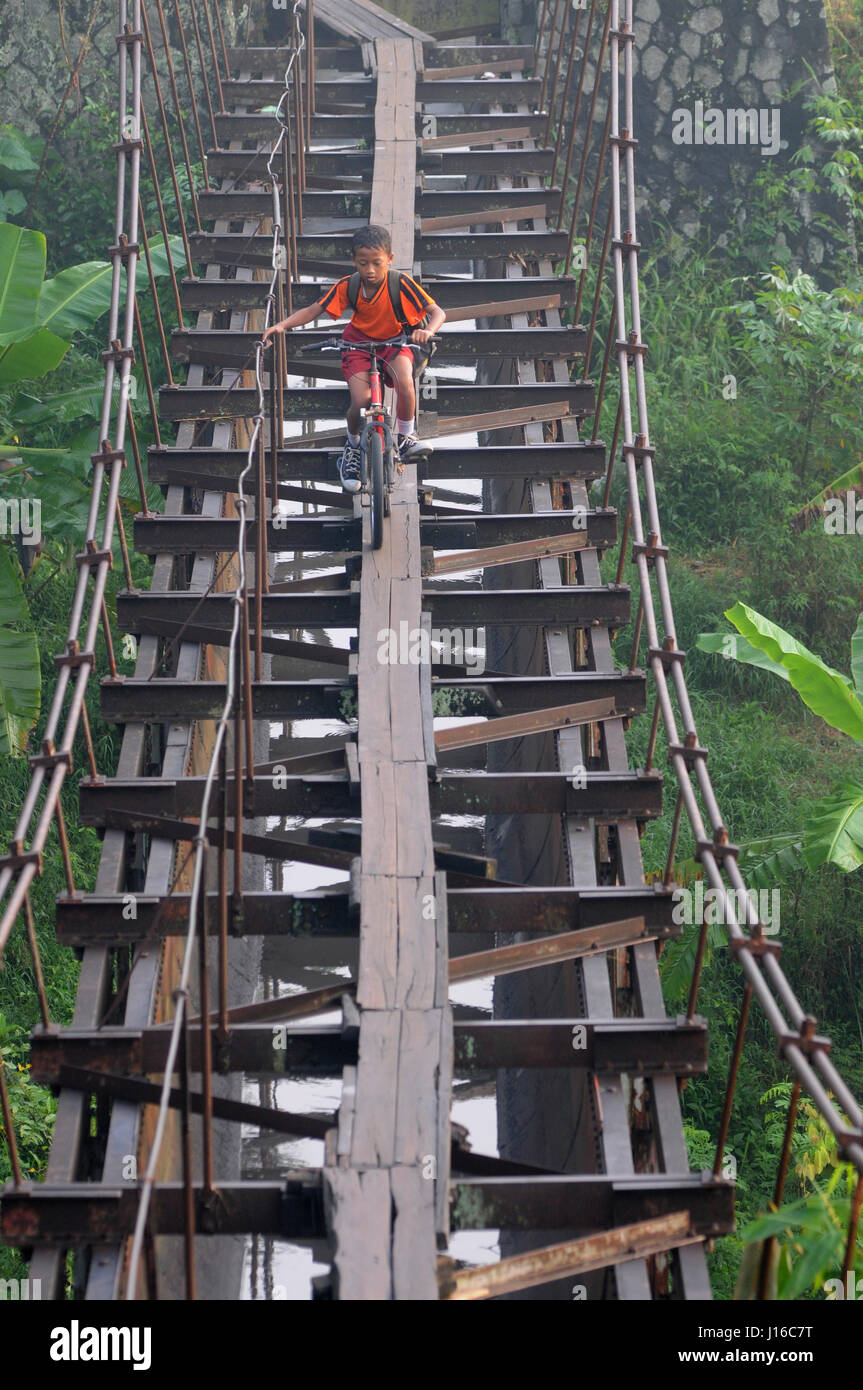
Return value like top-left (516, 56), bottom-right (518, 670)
top-left (369, 428), bottom-right (385, 550)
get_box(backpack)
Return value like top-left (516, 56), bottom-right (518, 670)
top-left (346, 269), bottom-right (429, 335)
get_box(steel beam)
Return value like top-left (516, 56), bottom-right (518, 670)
top-left (55, 890), bottom-right (353, 946)
top-left (77, 769), bottom-right (662, 826)
top-left (132, 510), bottom-right (614, 555)
top-left (157, 382), bottom-right (594, 422)
top-left (450, 1176), bottom-right (734, 1236)
top-left (170, 327), bottom-right (585, 367)
top-left (187, 230), bottom-right (569, 269)
top-left (117, 585), bottom-right (630, 631)
top-left (0, 1180), bottom-right (325, 1244)
top-left (178, 275), bottom-right (576, 314)
top-left (147, 443), bottom-right (606, 488)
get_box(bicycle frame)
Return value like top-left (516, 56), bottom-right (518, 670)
top-left (359, 341), bottom-right (395, 491)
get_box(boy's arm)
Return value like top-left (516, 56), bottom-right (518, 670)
top-left (263, 298), bottom-right (325, 342)
top-left (411, 303), bottom-right (446, 343)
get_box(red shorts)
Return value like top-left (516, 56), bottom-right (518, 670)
top-left (340, 338), bottom-right (413, 384)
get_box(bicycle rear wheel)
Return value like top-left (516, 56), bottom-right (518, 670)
top-left (369, 428), bottom-right (384, 550)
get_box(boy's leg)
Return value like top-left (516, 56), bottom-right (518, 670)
top-left (386, 353), bottom-right (416, 428)
top-left (386, 352), bottom-right (430, 460)
top-left (339, 371), bottom-right (371, 493)
top-left (346, 370), bottom-right (371, 437)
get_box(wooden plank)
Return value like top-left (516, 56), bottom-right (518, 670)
top-left (423, 59), bottom-right (525, 80)
top-left (357, 874), bottom-right (398, 1009)
top-left (323, 1168), bottom-right (392, 1299)
top-left (391, 1167), bottom-right (439, 1300)
top-left (434, 698), bottom-right (616, 752)
top-left (328, 33), bottom-right (444, 1301)
top-left (420, 203), bottom-right (548, 231)
top-left (422, 125), bottom-right (531, 150)
top-left (443, 293), bottom-right (562, 323)
top-left (394, 1010), bottom-right (444, 1164)
top-left (420, 401), bottom-right (571, 438)
top-left (350, 1010), bottom-right (401, 1165)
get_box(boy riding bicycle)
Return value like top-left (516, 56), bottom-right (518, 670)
top-left (263, 224), bottom-right (446, 493)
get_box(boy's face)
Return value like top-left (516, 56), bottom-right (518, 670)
top-left (352, 245), bottom-right (394, 291)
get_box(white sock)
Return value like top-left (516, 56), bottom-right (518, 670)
top-left (347, 430), bottom-right (360, 445)
top-left (397, 418), bottom-right (414, 437)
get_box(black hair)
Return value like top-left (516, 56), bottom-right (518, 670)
top-left (351, 224), bottom-right (392, 255)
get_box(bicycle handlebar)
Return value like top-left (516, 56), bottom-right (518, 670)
top-left (265, 332), bottom-right (437, 353)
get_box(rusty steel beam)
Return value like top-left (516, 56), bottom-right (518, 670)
top-left (101, 674), bottom-right (643, 725)
top-left (446, 885), bottom-right (678, 937)
top-left (0, 1179), bottom-right (325, 1244)
top-left (450, 1175), bottom-right (734, 1236)
top-left (51, 1067), bottom-right (334, 1138)
top-left (225, 44), bottom-right (536, 69)
top-left (117, 585), bottom-right (630, 632)
top-left (28, 1016), bottom-right (703, 1085)
top-left (100, 678), bottom-right (353, 723)
top-left (77, 769), bottom-right (663, 827)
top-left (178, 275), bottom-right (576, 314)
top-left (187, 230), bottom-right (570, 269)
top-left (221, 77), bottom-right (541, 103)
top-left (133, 510), bottom-right (614, 556)
top-left (170, 327), bottom-right (585, 367)
top-left (147, 443), bottom-right (605, 488)
top-left (157, 381), bottom-right (594, 422)
top-left (206, 148), bottom-right (554, 180)
top-left (55, 889), bottom-right (353, 946)
top-left (213, 111), bottom-right (544, 141)
top-left (29, 1024), bottom-right (355, 1083)
top-left (457, 1019), bottom-right (706, 1074)
top-left (197, 187), bottom-right (371, 219)
top-left (440, 1213), bottom-right (701, 1299)
top-left (56, 882), bottom-right (676, 949)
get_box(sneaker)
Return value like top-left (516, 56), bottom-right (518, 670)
top-left (397, 432), bottom-right (430, 461)
top-left (338, 440), bottom-right (362, 493)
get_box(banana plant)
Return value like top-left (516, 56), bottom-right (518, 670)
top-left (0, 545), bottom-right (39, 755)
top-left (0, 221), bottom-right (181, 390)
top-left (698, 602), bottom-right (863, 876)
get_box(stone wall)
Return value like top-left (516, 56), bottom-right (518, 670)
top-left (632, 0), bottom-right (846, 266)
top-left (515, 0), bottom-right (852, 269)
top-left (0, 1), bottom-right (241, 139)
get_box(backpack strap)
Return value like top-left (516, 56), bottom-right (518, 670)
top-left (347, 269), bottom-right (427, 335)
top-left (346, 271), bottom-right (362, 311)
top-left (386, 269), bottom-right (414, 334)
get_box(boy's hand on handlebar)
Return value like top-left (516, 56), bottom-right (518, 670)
top-left (411, 327), bottom-right (433, 345)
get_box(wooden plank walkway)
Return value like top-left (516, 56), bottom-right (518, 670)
top-left (322, 36), bottom-right (451, 1302)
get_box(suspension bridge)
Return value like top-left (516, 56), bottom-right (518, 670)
top-left (1, 0), bottom-right (861, 1302)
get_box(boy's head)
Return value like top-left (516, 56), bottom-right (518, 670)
top-left (351, 225), bottom-right (394, 290)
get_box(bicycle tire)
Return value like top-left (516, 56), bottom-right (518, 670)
top-left (369, 428), bottom-right (385, 550)
top-left (384, 435), bottom-right (393, 516)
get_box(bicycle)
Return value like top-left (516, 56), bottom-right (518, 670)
top-left (294, 332), bottom-right (436, 550)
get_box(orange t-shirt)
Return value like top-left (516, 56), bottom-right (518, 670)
top-left (318, 273), bottom-right (436, 339)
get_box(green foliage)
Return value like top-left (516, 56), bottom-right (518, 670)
top-left (0, 547), bottom-right (40, 755)
top-left (728, 268), bottom-right (863, 485)
top-left (698, 604), bottom-right (863, 873)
